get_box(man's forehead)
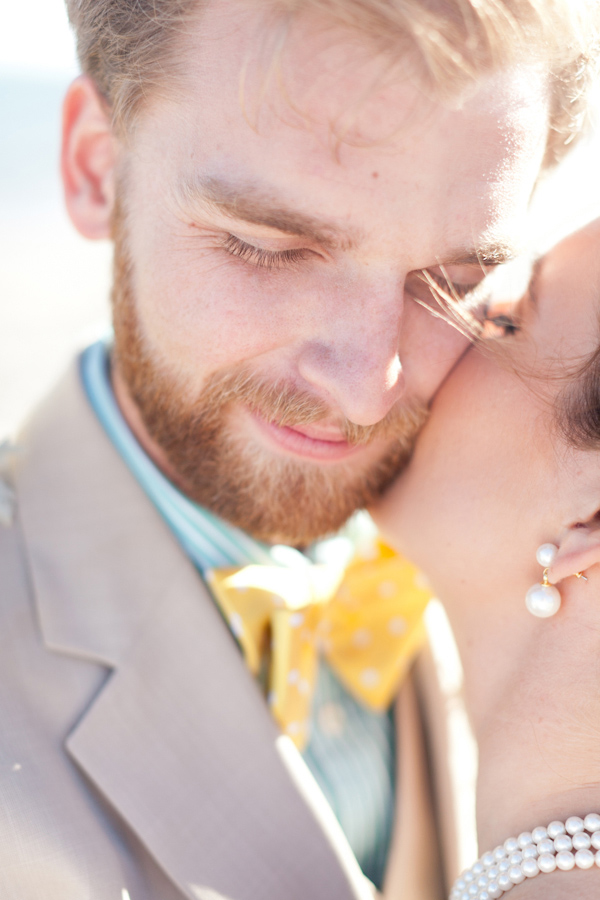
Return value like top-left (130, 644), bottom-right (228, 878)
top-left (169, 0), bottom-right (550, 152)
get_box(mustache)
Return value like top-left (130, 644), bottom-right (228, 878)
top-left (195, 366), bottom-right (429, 447)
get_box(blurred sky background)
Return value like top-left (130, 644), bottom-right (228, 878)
top-left (2, 0), bottom-right (600, 438)
top-left (0, 0), bottom-right (111, 438)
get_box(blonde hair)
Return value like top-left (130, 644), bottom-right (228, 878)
top-left (66, 0), bottom-right (600, 164)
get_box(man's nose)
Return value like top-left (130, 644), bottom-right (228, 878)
top-left (296, 275), bottom-right (405, 427)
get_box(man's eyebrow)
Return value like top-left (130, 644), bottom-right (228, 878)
top-left (177, 175), bottom-right (358, 250)
top-left (441, 245), bottom-right (519, 267)
top-left (177, 175), bottom-right (519, 265)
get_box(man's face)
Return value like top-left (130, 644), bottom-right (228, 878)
top-left (109, 2), bottom-right (550, 543)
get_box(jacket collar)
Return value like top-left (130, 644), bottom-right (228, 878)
top-left (15, 358), bottom-right (183, 667)
top-left (14, 360), bottom-right (371, 900)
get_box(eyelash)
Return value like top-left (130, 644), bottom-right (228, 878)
top-left (223, 234), bottom-right (312, 270)
top-left (223, 236), bottom-right (488, 299)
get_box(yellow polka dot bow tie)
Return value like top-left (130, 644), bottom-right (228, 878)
top-left (206, 543), bottom-right (431, 749)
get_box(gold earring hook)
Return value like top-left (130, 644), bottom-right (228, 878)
top-left (575, 572), bottom-right (588, 581)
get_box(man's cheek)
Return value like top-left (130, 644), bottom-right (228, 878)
top-left (398, 307), bottom-right (472, 403)
top-left (136, 271), bottom-right (285, 378)
top-left (143, 258), bottom-right (312, 362)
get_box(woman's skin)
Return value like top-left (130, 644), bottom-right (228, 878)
top-left (373, 218), bottom-right (600, 897)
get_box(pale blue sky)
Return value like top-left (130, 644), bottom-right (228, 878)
top-left (1, 0), bottom-right (78, 73)
top-left (0, 0), bottom-right (109, 437)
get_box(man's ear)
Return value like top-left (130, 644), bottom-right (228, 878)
top-left (548, 519), bottom-right (600, 585)
top-left (61, 75), bottom-right (117, 240)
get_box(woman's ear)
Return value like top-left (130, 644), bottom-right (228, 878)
top-left (548, 519), bottom-right (600, 584)
top-left (61, 75), bottom-right (117, 240)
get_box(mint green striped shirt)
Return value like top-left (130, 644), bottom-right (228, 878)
top-left (80, 339), bottom-right (396, 888)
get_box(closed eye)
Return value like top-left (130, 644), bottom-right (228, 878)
top-left (222, 234), bottom-right (314, 270)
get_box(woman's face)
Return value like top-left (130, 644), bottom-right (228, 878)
top-left (373, 219), bottom-right (600, 608)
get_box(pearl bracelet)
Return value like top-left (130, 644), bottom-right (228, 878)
top-left (449, 815), bottom-right (600, 900)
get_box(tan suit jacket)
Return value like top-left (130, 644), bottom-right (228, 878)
top-left (0, 362), bottom-right (441, 900)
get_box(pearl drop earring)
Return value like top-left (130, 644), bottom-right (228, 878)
top-left (526, 543), bottom-right (561, 618)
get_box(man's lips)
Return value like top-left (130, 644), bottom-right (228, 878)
top-left (283, 421), bottom-right (348, 442)
top-left (248, 410), bottom-right (363, 462)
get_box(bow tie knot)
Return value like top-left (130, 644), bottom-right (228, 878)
top-left (207, 543), bottom-right (431, 748)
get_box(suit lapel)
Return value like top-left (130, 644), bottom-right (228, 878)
top-left (15, 361), bottom-right (371, 900)
top-left (67, 561), bottom-right (369, 900)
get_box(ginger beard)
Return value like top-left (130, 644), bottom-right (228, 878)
top-left (111, 207), bottom-right (429, 545)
